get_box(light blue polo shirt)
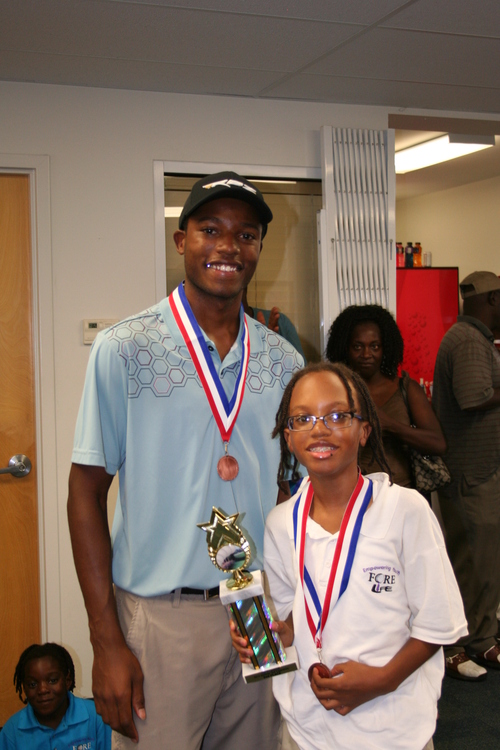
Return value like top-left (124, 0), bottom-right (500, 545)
top-left (72, 296), bottom-right (304, 596)
top-left (0, 693), bottom-right (111, 750)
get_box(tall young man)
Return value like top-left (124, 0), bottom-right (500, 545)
top-left (68, 172), bottom-right (304, 749)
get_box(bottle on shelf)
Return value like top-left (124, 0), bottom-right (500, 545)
top-left (396, 242), bottom-right (405, 267)
top-left (405, 242), bottom-right (414, 268)
top-left (413, 242), bottom-right (422, 267)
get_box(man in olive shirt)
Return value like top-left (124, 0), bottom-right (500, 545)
top-left (433, 271), bottom-right (500, 681)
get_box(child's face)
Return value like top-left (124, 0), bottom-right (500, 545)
top-left (285, 371), bottom-right (371, 480)
top-left (23, 656), bottom-right (71, 728)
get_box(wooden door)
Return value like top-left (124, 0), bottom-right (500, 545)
top-left (0, 173), bottom-right (40, 724)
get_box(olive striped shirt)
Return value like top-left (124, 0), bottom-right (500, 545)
top-left (432, 316), bottom-right (500, 486)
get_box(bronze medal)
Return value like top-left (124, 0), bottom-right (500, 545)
top-left (217, 454), bottom-right (239, 481)
top-left (308, 662), bottom-right (331, 682)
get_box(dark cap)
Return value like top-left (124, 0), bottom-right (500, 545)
top-left (178, 171), bottom-right (273, 237)
top-left (460, 271), bottom-right (500, 299)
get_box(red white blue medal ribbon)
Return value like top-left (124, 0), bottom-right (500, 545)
top-left (168, 283), bottom-right (250, 444)
top-left (293, 474), bottom-right (373, 654)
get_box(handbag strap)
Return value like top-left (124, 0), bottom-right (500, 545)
top-left (398, 372), bottom-right (415, 427)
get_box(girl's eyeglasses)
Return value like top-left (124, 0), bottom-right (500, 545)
top-left (287, 411), bottom-right (363, 432)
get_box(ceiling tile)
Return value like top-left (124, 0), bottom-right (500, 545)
top-left (0, 49), bottom-right (281, 95)
top-left (0, 2), bottom-right (358, 72)
top-left (382, 0), bottom-right (500, 36)
top-left (263, 72), bottom-right (500, 113)
top-left (113, 0), bottom-right (411, 24)
top-left (303, 28), bottom-right (500, 89)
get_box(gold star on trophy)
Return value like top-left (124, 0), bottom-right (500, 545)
top-left (197, 508), bottom-right (252, 589)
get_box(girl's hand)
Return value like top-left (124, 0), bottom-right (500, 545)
top-left (309, 660), bottom-right (387, 715)
top-left (310, 638), bottom-right (439, 715)
top-left (229, 612), bottom-right (294, 664)
top-left (271, 612), bottom-right (294, 648)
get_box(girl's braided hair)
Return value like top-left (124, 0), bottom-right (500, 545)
top-left (13, 643), bottom-right (76, 704)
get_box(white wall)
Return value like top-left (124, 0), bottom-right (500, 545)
top-left (0, 79), bottom-right (497, 694)
top-left (396, 174), bottom-right (500, 281)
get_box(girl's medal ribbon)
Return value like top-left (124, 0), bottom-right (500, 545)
top-left (169, 283), bottom-right (250, 481)
top-left (293, 473), bottom-right (373, 661)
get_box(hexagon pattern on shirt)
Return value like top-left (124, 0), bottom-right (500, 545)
top-left (104, 309), bottom-right (300, 399)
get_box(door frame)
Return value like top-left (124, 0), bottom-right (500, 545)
top-left (0, 154), bottom-right (60, 643)
top-left (153, 160), bottom-right (322, 303)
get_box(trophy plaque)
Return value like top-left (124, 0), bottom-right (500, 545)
top-left (198, 507), bottom-right (298, 683)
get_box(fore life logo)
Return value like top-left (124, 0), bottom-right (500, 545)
top-left (364, 565), bottom-right (401, 594)
top-left (203, 178), bottom-right (257, 195)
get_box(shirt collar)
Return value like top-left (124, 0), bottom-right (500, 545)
top-left (457, 315), bottom-right (495, 343)
top-left (17, 693), bottom-right (89, 731)
top-left (159, 290), bottom-right (264, 361)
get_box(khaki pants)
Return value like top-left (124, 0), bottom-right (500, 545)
top-left (112, 587), bottom-right (280, 750)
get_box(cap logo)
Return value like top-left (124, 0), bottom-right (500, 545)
top-left (202, 178), bottom-right (257, 195)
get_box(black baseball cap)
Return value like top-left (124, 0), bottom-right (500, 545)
top-left (178, 171), bottom-right (273, 237)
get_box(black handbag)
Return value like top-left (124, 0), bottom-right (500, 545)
top-left (399, 374), bottom-right (451, 493)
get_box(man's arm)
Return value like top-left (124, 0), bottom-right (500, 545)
top-left (67, 463), bottom-right (145, 742)
top-left (463, 387), bottom-right (500, 411)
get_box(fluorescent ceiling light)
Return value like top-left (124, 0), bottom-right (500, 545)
top-left (395, 134), bottom-right (494, 174)
top-left (165, 207), bottom-right (183, 218)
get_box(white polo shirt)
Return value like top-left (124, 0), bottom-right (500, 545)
top-left (264, 473), bottom-right (467, 750)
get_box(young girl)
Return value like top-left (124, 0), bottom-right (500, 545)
top-left (0, 643), bottom-right (111, 750)
top-left (231, 362), bottom-right (467, 750)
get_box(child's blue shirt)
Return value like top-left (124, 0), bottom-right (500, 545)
top-left (0, 692), bottom-right (111, 750)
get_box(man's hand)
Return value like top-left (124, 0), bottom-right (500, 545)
top-left (256, 306), bottom-right (280, 333)
top-left (92, 639), bottom-right (146, 741)
top-left (229, 619), bottom-right (254, 664)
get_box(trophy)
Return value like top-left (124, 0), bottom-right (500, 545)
top-left (198, 507), bottom-right (298, 683)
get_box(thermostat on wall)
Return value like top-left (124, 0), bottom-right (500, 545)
top-left (83, 319), bottom-right (120, 345)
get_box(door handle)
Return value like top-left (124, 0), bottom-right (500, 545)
top-left (0, 454), bottom-right (32, 477)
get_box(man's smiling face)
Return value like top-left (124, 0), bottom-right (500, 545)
top-left (174, 197), bottom-right (263, 303)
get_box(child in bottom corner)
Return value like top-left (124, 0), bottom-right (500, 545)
top-left (231, 362), bottom-right (467, 750)
top-left (0, 643), bottom-right (111, 750)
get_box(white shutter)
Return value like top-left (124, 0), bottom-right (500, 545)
top-left (318, 126), bottom-right (395, 348)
